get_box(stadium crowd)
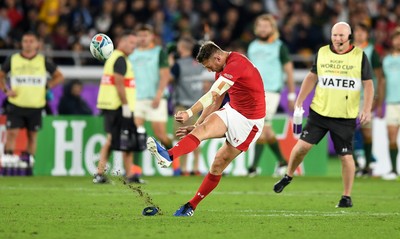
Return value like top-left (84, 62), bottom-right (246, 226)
top-left (1, 0), bottom-right (400, 60)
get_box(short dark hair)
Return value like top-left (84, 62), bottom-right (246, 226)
top-left (178, 36), bottom-right (195, 50)
top-left (119, 30), bottom-right (135, 38)
top-left (196, 41), bottom-right (223, 63)
top-left (354, 23), bottom-right (369, 33)
top-left (22, 31), bottom-right (39, 39)
top-left (392, 27), bottom-right (400, 39)
top-left (115, 30), bottom-right (135, 45)
top-left (135, 23), bottom-right (154, 33)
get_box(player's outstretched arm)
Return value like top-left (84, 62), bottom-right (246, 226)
top-left (284, 61), bottom-right (296, 112)
top-left (175, 77), bottom-right (232, 123)
top-left (360, 79), bottom-right (374, 125)
top-left (47, 68), bottom-right (64, 89)
top-left (295, 72), bottom-right (318, 108)
top-left (175, 91), bottom-right (226, 139)
top-left (152, 67), bottom-right (170, 108)
top-left (195, 91), bottom-right (226, 126)
top-left (0, 70), bottom-right (16, 97)
top-left (374, 67), bottom-right (386, 118)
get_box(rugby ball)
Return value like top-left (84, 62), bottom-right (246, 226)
top-left (90, 33), bottom-right (114, 61)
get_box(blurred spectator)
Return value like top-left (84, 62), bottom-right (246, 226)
top-left (111, 0), bottom-right (127, 35)
top-left (36, 21), bottom-right (52, 52)
top-left (73, 27), bottom-right (92, 50)
top-left (332, 0), bottom-right (348, 22)
top-left (21, 8), bottom-right (39, 32)
top-left (128, 24), bottom-right (173, 149)
top-left (58, 0), bottom-right (73, 25)
top-left (180, 0), bottom-right (200, 35)
top-left (5, 0), bottom-right (23, 28)
top-left (1, 0), bottom-right (400, 67)
top-left (271, 0), bottom-right (290, 25)
top-left (130, 0), bottom-right (150, 24)
top-left (247, 14), bottom-right (295, 177)
top-left (310, 0), bottom-right (333, 29)
top-left (0, 7), bottom-right (11, 40)
top-left (352, 23), bottom-right (385, 177)
top-left (219, 7), bottom-right (242, 48)
top-left (162, 0), bottom-right (180, 43)
top-left (381, 28), bottom-right (400, 180)
top-left (51, 22), bottom-right (70, 50)
top-left (280, 15), bottom-right (297, 53)
top-left (122, 13), bottom-right (136, 30)
top-left (149, 9), bottom-right (168, 46)
top-left (170, 36), bottom-right (212, 176)
top-left (148, 0), bottom-right (161, 15)
top-left (294, 12), bottom-right (325, 53)
top-left (51, 21), bottom-right (74, 65)
top-left (94, 0), bottom-right (113, 34)
top-left (176, 14), bottom-right (192, 39)
top-left (69, 0), bottom-right (93, 33)
top-left (200, 10), bottom-right (219, 41)
top-left (58, 79), bottom-right (92, 115)
top-left (38, 0), bottom-right (60, 32)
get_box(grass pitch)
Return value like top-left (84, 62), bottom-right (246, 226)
top-left (1, 172), bottom-right (399, 239)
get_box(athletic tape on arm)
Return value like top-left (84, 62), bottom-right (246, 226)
top-left (198, 76), bottom-right (233, 108)
top-left (210, 76), bottom-right (233, 95)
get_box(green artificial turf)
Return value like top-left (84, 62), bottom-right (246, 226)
top-left (1, 171), bottom-right (399, 239)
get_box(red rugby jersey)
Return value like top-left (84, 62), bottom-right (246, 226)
top-left (216, 52), bottom-right (266, 119)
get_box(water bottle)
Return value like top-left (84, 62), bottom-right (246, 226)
top-left (136, 126), bottom-right (147, 151)
top-left (27, 155), bottom-right (35, 176)
top-left (4, 155), bottom-right (12, 176)
top-left (0, 155), bottom-right (6, 176)
top-left (18, 158), bottom-right (28, 176)
top-left (293, 106), bottom-right (304, 137)
top-left (120, 128), bottom-right (130, 151)
top-left (10, 155), bottom-right (20, 176)
top-left (19, 152), bottom-right (30, 176)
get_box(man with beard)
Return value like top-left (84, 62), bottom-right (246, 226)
top-left (247, 14), bottom-right (296, 177)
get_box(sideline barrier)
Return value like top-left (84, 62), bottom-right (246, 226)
top-left (0, 115), bottom-right (328, 176)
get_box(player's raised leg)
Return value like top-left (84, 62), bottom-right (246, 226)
top-left (147, 113), bottom-right (227, 168)
top-left (146, 137), bottom-right (173, 168)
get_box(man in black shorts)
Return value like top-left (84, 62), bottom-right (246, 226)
top-left (0, 32), bottom-right (64, 170)
top-left (273, 22), bottom-right (374, 208)
top-left (94, 31), bottom-right (144, 184)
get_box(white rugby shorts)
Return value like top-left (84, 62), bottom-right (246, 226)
top-left (385, 104), bottom-right (400, 126)
top-left (265, 91), bottom-right (281, 124)
top-left (214, 103), bottom-right (264, 151)
top-left (135, 98), bottom-right (168, 122)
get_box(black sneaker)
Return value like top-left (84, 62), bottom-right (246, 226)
top-left (336, 195), bottom-right (353, 208)
top-left (125, 176), bottom-right (147, 184)
top-left (93, 173), bottom-right (108, 184)
top-left (356, 167), bottom-right (372, 178)
top-left (273, 174), bottom-right (292, 193)
top-left (248, 167), bottom-right (257, 177)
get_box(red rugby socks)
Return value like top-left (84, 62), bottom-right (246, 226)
top-left (189, 173), bottom-right (222, 209)
top-left (168, 134), bottom-right (200, 159)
